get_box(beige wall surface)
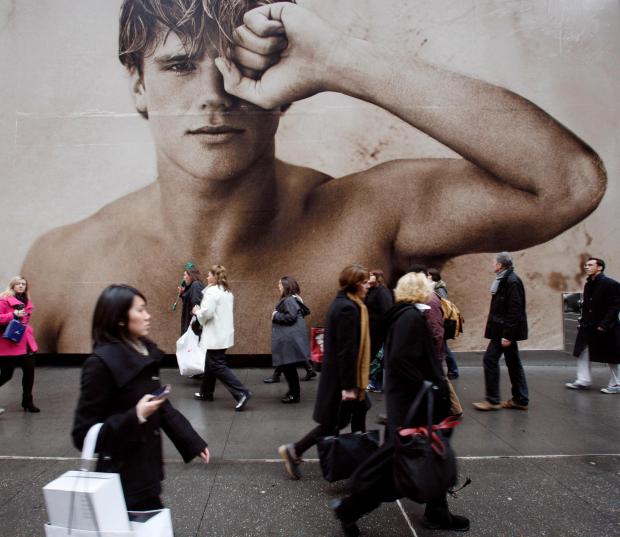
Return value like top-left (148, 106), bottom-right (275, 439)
top-left (1, 1), bottom-right (618, 354)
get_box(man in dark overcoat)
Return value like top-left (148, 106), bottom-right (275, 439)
top-left (566, 257), bottom-right (620, 393)
top-left (473, 252), bottom-right (529, 411)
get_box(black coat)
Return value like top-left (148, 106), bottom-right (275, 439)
top-left (312, 292), bottom-right (362, 429)
top-left (348, 302), bottom-right (451, 502)
top-left (383, 302), bottom-right (450, 436)
top-left (365, 285), bottom-right (394, 359)
top-left (573, 273), bottom-right (620, 364)
top-left (484, 269), bottom-right (528, 342)
top-left (180, 281), bottom-right (205, 335)
top-left (72, 341), bottom-right (207, 506)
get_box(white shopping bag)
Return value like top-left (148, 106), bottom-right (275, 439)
top-left (175, 317), bottom-right (205, 376)
top-left (43, 424), bottom-right (174, 537)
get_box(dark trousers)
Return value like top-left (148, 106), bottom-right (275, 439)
top-left (273, 361), bottom-right (312, 376)
top-left (126, 495), bottom-right (163, 512)
top-left (200, 349), bottom-right (247, 401)
top-left (483, 339), bottom-right (529, 405)
top-left (280, 363), bottom-right (300, 398)
top-left (293, 400), bottom-right (369, 457)
top-left (0, 354), bottom-right (36, 403)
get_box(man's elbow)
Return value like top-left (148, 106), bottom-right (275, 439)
top-left (559, 148), bottom-right (606, 218)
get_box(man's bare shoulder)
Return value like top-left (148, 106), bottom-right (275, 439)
top-left (23, 185), bottom-right (158, 273)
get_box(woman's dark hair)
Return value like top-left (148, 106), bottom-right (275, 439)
top-left (370, 269), bottom-right (385, 285)
top-left (280, 276), bottom-right (301, 298)
top-left (185, 267), bottom-right (202, 284)
top-left (428, 267), bottom-right (442, 282)
top-left (91, 284), bottom-right (146, 345)
top-left (339, 264), bottom-right (369, 293)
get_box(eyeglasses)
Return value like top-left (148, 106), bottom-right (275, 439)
top-left (584, 264), bottom-right (598, 268)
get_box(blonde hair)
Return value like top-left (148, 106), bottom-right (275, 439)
top-left (393, 272), bottom-right (433, 304)
top-left (209, 264), bottom-right (230, 291)
top-left (0, 276), bottom-right (29, 299)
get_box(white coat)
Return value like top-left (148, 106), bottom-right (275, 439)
top-left (195, 285), bottom-right (235, 350)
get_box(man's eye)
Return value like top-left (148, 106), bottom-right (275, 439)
top-left (168, 61), bottom-right (196, 74)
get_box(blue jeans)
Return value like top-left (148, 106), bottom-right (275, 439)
top-left (445, 343), bottom-right (459, 377)
top-left (483, 339), bottom-right (529, 405)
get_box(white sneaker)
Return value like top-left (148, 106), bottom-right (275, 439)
top-left (565, 381), bottom-right (590, 390)
top-left (0, 408), bottom-right (5, 416)
top-left (600, 385), bottom-right (620, 394)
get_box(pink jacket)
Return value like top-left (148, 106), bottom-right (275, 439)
top-left (0, 296), bottom-right (38, 356)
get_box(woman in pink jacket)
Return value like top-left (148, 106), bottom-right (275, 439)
top-left (0, 276), bottom-right (40, 414)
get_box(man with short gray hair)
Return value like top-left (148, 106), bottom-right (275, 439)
top-left (473, 252), bottom-right (530, 411)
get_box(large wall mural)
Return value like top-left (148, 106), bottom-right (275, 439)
top-left (1, 1), bottom-right (618, 354)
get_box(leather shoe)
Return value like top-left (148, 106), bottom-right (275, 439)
top-left (281, 394), bottom-right (300, 404)
top-left (300, 369), bottom-right (317, 381)
top-left (472, 401), bottom-right (501, 411)
top-left (422, 513), bottom-right (470, 532)
top-left (193, 392), bottom-right (214, 402)
top-left (235, 391), bottom-right (252, 411)
top-left (263, 375), bottom-right (281, 384)
top-left (329, 499), bottom-right (360, 537)
top-left (501, 399), bottom-right (528, 410)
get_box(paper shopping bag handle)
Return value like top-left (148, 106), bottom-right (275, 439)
top-left (80, 423), bottom-right (104, 471)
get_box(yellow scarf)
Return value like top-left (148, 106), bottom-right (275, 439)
top-left (346, 292), bottom-right (371, 400)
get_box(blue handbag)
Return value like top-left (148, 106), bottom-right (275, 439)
top-left (2, 319), bottom-right (26, 343)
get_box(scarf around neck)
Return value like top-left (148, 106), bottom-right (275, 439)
top-left (490, 269), bottom-right (509, 295)
top-left (346, 292), bottom-right (371, 400)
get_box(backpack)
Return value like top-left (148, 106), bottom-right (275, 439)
top-left (439, 297), bottom-right (464, 339)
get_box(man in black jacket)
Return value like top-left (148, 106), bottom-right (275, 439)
top-left (473, 252), bottom-right (529, 411)
top-left (566, 257), bottom-right (620, 394)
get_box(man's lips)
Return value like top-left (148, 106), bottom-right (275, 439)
top-left (187, 125), bottom-right (245, 135)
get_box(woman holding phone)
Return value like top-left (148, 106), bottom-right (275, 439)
top-left (72, 284), bottom-right (209, 511)
top-left (0, 276), bottom-right (40, 414)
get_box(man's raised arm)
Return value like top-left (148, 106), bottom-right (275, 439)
top-left (217, 3), bottom-right (606, 254)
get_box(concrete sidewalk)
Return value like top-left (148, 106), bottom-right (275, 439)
top-left (0, 354), bottom-right (618, 536)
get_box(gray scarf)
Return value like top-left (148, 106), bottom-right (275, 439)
top-left (490, 269), bottom-right (508, 294)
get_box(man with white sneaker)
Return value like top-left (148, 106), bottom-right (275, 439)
top-left (566, 257), bottom-right (620, 394)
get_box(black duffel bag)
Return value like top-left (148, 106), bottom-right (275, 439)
top-left (317, 400), bottom-right (380, 483)
top-left (393, 381), bottom-right (460, 503)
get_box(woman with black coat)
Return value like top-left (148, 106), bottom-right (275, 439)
top-left (72, 284), bottom-right (209, 511)
top-left (271, 276), bottom-right (311, 403)
top-left (178, 266), bottom-right (205, 335)
top-left (278, 265), bottom-right (371, 480)
top-left (330, 272), bottom-right (469, 536)
top-left (365, 269), bottom-right (394, 391)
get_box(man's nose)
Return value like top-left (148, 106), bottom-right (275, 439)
top-left (198, 62), bottom-right (234, 110)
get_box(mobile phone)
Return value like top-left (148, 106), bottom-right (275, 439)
top-left (150, 384), bottom-right (171, 399)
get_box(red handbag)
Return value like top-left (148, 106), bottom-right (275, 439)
top-left (310, 326), bottom-right (325, 364)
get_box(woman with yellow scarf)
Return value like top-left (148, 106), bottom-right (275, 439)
top-left (278, 265), bottom-right (371, 480)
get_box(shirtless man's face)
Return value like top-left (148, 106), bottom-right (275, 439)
top-left (132, 32), bottom-right (281, 181)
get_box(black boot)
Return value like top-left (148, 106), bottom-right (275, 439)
top-left (263, 370), bottom-right (281, 383)
top-left (301, 365), bottom-right (317, 381)
top-left (329, 499), bottom-right (360, 537)
top-left (22, 396), bottom-right (40, 413)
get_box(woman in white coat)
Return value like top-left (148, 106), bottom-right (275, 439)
top-left (192, 265), bottom-right (251, 411)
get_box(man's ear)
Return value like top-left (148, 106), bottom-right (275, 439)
top-left (129, 70), bottom-right (148, 118)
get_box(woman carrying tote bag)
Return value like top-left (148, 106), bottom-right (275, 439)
top-left (330, 272), bottom-right (469, 536)
top-left (72, 284), bottom-right (209, 511)
top-left (278, 264), bottom-right (371, 480)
